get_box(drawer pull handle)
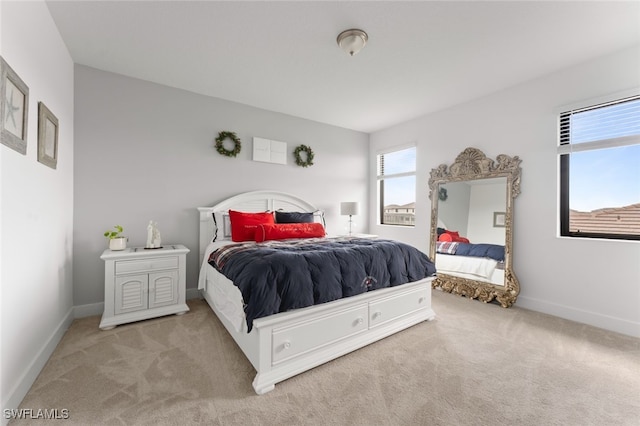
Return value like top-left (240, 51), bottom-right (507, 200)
top-left (372, 311), bottom-right (382, 319)
top-left (283, 341), bottom-right (291, 350)
top-left (418, 297), bottom-right (425, 304)
top-left (356, 317), bottom-right (364, 325)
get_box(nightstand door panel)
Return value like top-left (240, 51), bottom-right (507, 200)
top-left (149, 270), bottom-right (179, 308)
top-left (115, 274), bottom-right (149, 314)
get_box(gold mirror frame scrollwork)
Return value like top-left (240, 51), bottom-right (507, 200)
top-left (428, 147), bottom-right (522, 307)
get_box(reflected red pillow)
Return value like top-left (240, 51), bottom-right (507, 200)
top-left (228, 210), bottom-right (274, 242)
top-left (438, 230), bottom-right (470, 243)
top-left (438, 233), bottom-right (453, 242)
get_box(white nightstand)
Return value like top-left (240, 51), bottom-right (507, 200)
top-left (99, 244), bottom-right (190, 330)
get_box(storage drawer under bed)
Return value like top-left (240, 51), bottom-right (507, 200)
top-left (369, 286), bottom-right (429, 328)
top-left (271, 304), bottom-right (369, 365)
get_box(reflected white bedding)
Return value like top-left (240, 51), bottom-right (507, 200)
top-left (436, 253), bottom-right (497, 281)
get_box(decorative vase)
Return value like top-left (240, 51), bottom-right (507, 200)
top-left (109, 237), bottom-right (127, 251)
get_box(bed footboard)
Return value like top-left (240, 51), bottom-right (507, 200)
top-left (202, 277), bottom-right (435, 394)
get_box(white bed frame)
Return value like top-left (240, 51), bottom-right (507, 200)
top-left (197, 190), bottom-right (436, 394)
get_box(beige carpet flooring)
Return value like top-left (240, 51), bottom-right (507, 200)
top-left (11, 290), bottom-right (640, 425)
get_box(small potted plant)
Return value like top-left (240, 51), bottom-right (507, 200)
top-left (104, 225), bottom-right (127, 251)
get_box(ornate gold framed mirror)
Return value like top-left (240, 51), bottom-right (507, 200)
top-left (428, 147), bottom-right (522, 307)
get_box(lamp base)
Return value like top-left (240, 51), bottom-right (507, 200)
top-left (347, 216), bottom-right (355, 236)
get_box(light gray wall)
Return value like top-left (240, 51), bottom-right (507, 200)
top-left (438, 182), bottom-right (471, 235)
top-left (467, 182), bottom-right (507, 245)
top-left (370, 45), bottom-right (640, 337)
top-left (73, 66), bottom-right (369, 306)
top-left (1, 0), bottom-right (75, 414)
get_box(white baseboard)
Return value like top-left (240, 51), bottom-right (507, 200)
top-left (186, 287), bottom-right (202, 300)
top-left (73, 301), bottom-right (103, 318)
top-left (516, 296), bottom-right (640, 338)
top-left (1, 307), bottom-right (74, 425)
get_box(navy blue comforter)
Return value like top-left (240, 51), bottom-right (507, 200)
top-left (209, 237), bottom-right (436, 331)
top-left (455, 243), bottom-right (505, 261)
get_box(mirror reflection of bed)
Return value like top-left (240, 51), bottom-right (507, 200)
top-left (428, 147), bottom-right (521, 307)
top-left (435, 178), bottom-right (507, 286)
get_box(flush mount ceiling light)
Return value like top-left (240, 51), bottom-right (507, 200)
top-left (337, 29), bottom-right (368, 56)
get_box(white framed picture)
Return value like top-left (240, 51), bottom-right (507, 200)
top-left (37, 102), bottom-right (59, 169)
top-left (1, 56), bottom-right (29, 155)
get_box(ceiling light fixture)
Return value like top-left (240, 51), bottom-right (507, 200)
top-left (337, 29), bottom-right (368, 56)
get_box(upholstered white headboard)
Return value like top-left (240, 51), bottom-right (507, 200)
top-left (197, 190), bottom-right (320, 261)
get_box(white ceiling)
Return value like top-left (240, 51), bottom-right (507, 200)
top-left (45, 1), bottom-right (640, 133)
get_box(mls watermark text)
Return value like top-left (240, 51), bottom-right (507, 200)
top-left (4, 408), bottom-right (69, 420)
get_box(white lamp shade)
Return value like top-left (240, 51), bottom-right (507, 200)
top-left (340, 202), bottom-right (360, 216)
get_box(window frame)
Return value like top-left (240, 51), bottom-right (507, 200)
top-left (376, 144), bottom-right (417, 227)
top-left (558, 93), bottom-right (640, 241)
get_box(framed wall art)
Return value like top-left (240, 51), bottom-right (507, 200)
top-left (0, 56), bottom-right (29, 155)
top-left (37, 102), bottom-right (58, 169)
top-left (493, 211), bottom-right (506, 228)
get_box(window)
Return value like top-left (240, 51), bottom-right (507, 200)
top-left (377, 146), bottom-right (416, 226)
top-left (558, 94), bottom-right (640, 240)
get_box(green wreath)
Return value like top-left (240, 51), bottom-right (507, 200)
top-left (294, 144), bottom-right (314, 167)
top-left (215, 131), bottom-right (242, 157)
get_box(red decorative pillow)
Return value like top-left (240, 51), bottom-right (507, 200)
top-left (439, 230), bottom-right (470, 243)
top-left (438, 233), bottom-right (453, 242)
top-left (255, 223), bottom-right (325, 242)
top-left (228, 210), bottom-right (274, 242)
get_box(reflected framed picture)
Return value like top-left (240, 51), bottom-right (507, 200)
top-left (37, 102), bottom-right (58, 169)
top-left (493, 211), bottom-right (506, 227)
top-left (0, 56), bottom-right (29, 155)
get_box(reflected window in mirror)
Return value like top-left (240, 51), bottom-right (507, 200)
top-left (377, 146), bottom-right (416, 226)
top-left (559, 94), bottom-right (640, 241)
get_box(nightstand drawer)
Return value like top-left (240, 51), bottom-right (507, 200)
top-left (115, 256), bottom-right (178, 274)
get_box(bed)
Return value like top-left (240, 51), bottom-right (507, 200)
top-left (197, 190), bottom-right (436, 394)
